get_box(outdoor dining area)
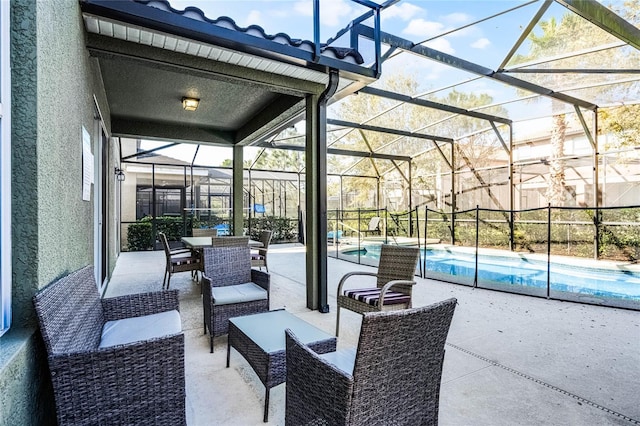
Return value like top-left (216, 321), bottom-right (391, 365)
top-left (89, 241), bottom-right (639, 425)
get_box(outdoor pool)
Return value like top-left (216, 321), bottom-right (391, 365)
top-left (341, 244), bottom-right (640, 307)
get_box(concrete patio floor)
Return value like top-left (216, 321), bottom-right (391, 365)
top-left (105, 243), bottom-right (640, 426)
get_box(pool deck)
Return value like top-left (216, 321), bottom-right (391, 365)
top-left (106, 243), bottom-right (640, 426)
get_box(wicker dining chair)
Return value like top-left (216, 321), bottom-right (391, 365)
top-left (335, 244), bottom-right (420, 336)
top-left (251, 230), bottom-right (272, 272)
top-left (159, 232), bottom-right (201, 290)
top-left (201, 245), bottom-right (270, 352)
top-left (286, 298), bottom-right (457, 426)
top-left (192, 228), bottom-right (218, 237)
top-left (210, 236), bottom-right (250, 247)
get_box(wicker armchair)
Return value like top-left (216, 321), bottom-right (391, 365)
top-left (159, 231), bottom-right (201, 289)
top-left (32, 265), bottom-right (186, 425)
top-left (202, 246), bottom-right (270, 352)
top-left (336, 244), bottom-right (420, 336)
top-left (251, 230), bottom-right (272, 272)
top-left (285, 298), bottom-right (457, 426)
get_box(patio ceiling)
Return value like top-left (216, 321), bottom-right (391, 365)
top-left (81, 0), bottom-right (377, 147)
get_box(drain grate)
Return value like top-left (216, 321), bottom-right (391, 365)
top-left (446, 343), bottom-right (639, 425)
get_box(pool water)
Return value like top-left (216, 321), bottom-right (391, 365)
top-left (346, 245), bottom-right (640, 301)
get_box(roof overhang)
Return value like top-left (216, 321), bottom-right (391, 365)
top-left (81, 0), bottom-right (377, 146)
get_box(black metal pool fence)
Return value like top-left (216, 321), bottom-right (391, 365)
top-left (328, 205), bottom-right (640, 311)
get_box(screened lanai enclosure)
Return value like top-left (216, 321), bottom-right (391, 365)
top-left (109, 0), bottom-right (640, 310)
top-left (119, 139), bottom-right (306, 250)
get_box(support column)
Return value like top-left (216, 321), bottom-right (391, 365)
top-left (305, 94), bottom-right (321, 310)
top-left (233, 145), bottom-right (244, 235)
top-left (509, 124), bottom-right (514, 251)
top-left (305, 69), bottom-right (338, 312)
top-left (450, 142), bottom-right (456, 244)
top-left (593, 108), bottom-right (600, 259)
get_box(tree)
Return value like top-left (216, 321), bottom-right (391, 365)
top-left (546, 114), bottom-right (567, 204)
top-left (599, 105), bottom-right (640, 151)
top-left (219, 158), bottom-right (252, 168)
top-left (333, 73), bottom-right (508, 211)
top-left (510, 2), bottom-right (640, 206)
top-left (510, 14), bottom-right (583, 206)
top-left (251, 147), bottom-right (305, 172)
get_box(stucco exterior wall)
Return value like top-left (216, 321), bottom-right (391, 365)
top-left (0, 329), bottom-right (54, 426)
top-left (11, 0), bottom-right (38, 332)
top-left (0, 1), bottom-right (111, 424)
top-left (35, 0), bottom-right (95, 294)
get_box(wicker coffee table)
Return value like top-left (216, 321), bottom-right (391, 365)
top-left (227, 309), bottom-right (336, 422)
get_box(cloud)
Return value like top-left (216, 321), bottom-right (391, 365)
top-left (293, 0), bottom-right (315, 17)
top-left (424, 38), bottom-right (455, 55)
top-left (381, 3), bottom-right (424, 21)
top-left (403, 18), bottom-right (446, 38)
top-left (380, 53), bottom-right (452, 83)
top-left (471, 37), bottom-right (491, 49)
top-left (402, 15), bottom-right (476, 40)
top-left (442, 12), bottom-right (472, 25)
top-left (269, 9), bottom-right (290, 19)
top-left (293, 0), bottom-right (353, 27)
top-left (241, 10), bottom-right (263, 28)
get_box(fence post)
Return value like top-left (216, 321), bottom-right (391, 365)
top-left (339, 209), bottom-right (342, 253)
top-left (594, 207), bottom-right (600, 260)
top-left (474, 205), bottom-right (479, 288)
top-left (423, 206), bottom-right (428, 279)
top-left (450, 210), bottom-right (455, 245)
top-left (415, 207), bottom-right (422, 277)
top-left (510, 208), bottom-right (515, 251)
top-left (547, 204), bottom-right (551, 299)
top-left (409, 204), bottom-right (413, 238)
top-left (333, 209), bottom-right (341, 255)
top-left (357, 208), bottom-right (361, 264)
top-left (384, 207), bottom-right (388, 244)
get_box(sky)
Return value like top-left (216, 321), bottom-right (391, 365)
top-left (147, 0), bottom-right (632, 164)
top-left (160, 0), bottom-right (585, 95)
top-left (165, 0), bottom-right (537, 71)
top-left (161, 0), bottom-right (631, 85)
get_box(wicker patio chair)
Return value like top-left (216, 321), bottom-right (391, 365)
top-left (336, 244), bottom-right (420, 336)
top-left (251, 230), bottom-right (273, 272)
top-left (33, 265), bottom-right (186, 425)
top-left (202, 246), bottom-right (270, 352)
top-left (285, 298), bottom-right (457, 426)
top-left (211, 235), bottom-right (250, 247)
top-left (159, 231), bottom-right (201, 289)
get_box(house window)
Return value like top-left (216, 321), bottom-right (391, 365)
top-left (0, 0), bottom-right (11, 336)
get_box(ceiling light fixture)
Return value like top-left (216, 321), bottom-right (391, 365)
top-left (182, 97), bottom-right (200, 111)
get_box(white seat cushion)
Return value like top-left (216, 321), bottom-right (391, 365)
top-left (99, 310), bottom-right (182, 348)
top-left (319, 348), bottom-right (357, 375)
top-left (212, 282), bottom-right (268, 305)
